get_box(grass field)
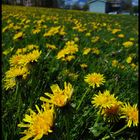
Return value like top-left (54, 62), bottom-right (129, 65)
top-left (2, 5), bottom-right (138, 140)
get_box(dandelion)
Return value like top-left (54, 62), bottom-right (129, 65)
top-left (32, 29), bottom-right (41, 34)
top-left (25, 50), bottom-right (41, 64)
top-left (13, 25), bottom-right (21, 30)
top-left (56, 49), bottom-right (68, 59)
top-left (9, 54), bottom-right (25, 67)
top-left (43, 26), bottom-right (60, 37)
top-left (27, 44), bottom-right (39, 50)
top-left (126, 56), bottom-right (132, 64)
top-left (84, 72), bottom-right (105, 88)
top-left (121, 103), bottom-right (138, 127)
top-left (74, 37), bottom-right (79, 42)
top-left (91, 90), bottom-right (117, 109)
top-left (65, 41), bottom-right (78, 54)
top-left (112, 29), bottom-right (121, 34)
top-left (46, 43), bottom-right (56, 50)
top-left (83, 48), bottom-right (91, 55)
top-left (101, 101), bottom-right (123, 122)
top-left (59, 26), bottom-right (66, 35)
top-left (131, 63), bottom-right (137, 69)
top-left (18, 104), bottom-right (54, 140)
top-left (119, 64), bottom-right (125, 70)
top-left (8, 23), bottom-right (14, 28)
top-left (40, 82), bottom-right (73, 107)
top-left (13, 32), bottom-right (23, 40)
top-left (92, 48), bottom-right (100, 55)
top-left (123, 41), bottom-right (133, 48)
top-left (112, 60), bottom-right (119, 67)
top-left (5, 66), bottom-right (30, 79)
top-left (68, 72), bottom-right (79, 80)
top-left (3, 78), bottom-right (16, 90)
top-left (3, 48), bottom-right (13, 55)
top-left (85, 32), bottom-right (91, 36)
top-left (56, 41), bottom-right (78, 60)
top-left (118, 34), bottom-right (124, 38)
top-left (65, 55), bottom-right (75, 61)
top-left (80, 63), bottom-right (88, 68)
top-left (91, 36), bottom-right (100, 43)
top-left (2, 26), bottom-right (8, 33)
top-left (129, 38), bottom-right (135, 41)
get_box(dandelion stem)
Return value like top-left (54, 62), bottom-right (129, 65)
top-left (94, 109), bottom-right (101, 125)
top-left (76, 87), bottom-right (90, 111)
top-left (15, 81), bottom-right (19, 99)
top-left (101, 125), bottom-right (128, 140)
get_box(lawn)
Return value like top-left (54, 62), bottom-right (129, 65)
top-left (2, 5), bottom-right (138, 140)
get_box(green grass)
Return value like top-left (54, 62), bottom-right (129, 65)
top-left (2, 5), bottom-right (138, 140)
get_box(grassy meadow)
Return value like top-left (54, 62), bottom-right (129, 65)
top-left (2, 5), bottom-right (138, 140)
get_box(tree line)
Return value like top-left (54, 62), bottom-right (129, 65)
top-left (2, 0), bottom-right (65, 8)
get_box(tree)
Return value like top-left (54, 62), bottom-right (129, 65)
top-left (57, 0), bottom-right (65, 8)
top-left (82, 3), bottom-right (89, 11)
top-left (132, 6), bottom-right (138, 13)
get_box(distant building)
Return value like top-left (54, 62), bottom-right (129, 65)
top-left (88, 0), bottom-right (122, 13)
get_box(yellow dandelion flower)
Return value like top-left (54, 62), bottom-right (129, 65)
top-left (59, 26), bottom-right (66, 35)
top-left (46, 43), bottom-right (57, 50)
top-left (24, 25), bottom-right (30, 29)
top-left (129, 38), bottom-right (135, 41)
top-left (7, 23), bottom-right (14, 28)
top-left (91, 90), bottom-right (118, 109)
top-left (91, 36), bottom-right (100, 43)
top-left (101, 101), bottom-right (123, 122)
top-left (3, 78), bottom-right (16, 90)
top-left (9, 54), bottom-right (25, 67)
top-left (25, 20), bottom-right (30, 24)
top-left (92, 48), bottom-right (100, 55)
top-left (3, 48), bottom-right (13, 55)
top-left (119, 64), bottom-right (125, 70)
top-left (40, 82), bottom-right (73, 107)
top-left (83, 48), bottom-right (91, 55)
top-left (27, 44), bottom-right (39, 50)
top-left (65, 55), bottom-right (75, 61)
top-left (112, 60), bottom-right (119, 67)
top-left (32, 29), bottom-right (41, 34)
top-left (112, 29), bottom-right (121, 34)
top-left (13, 25), bottom-right (21, 30)
top-left (68, 72), bottom-right (79, 80)
top-left (121, 103), bottom-right (138, 127)
top-left (123, 41), bottom-right (133, 48)
top-left (85, 32), bottom-right (91, 37)
top-left (130, 63), bottom-right (137, 69)
top-left (84, 73), bottom-right (105, 88)
top-left (56, 41), bottom-right (78, 60)
top-left (65, 41), bottom-right (78, 54)
top-left (80, 63), bottom-right (88, 68)
top-left (13, 32), bottom-right (23, 40)
top-left (18, 104), bottom-right (54, 140)
top-left (126, 56), bottom-right (132, 64)
top-left (25, 50), bottom-right (41, 64)
top-left (56, 49), bottom-right (68, 59)
top-left (5, 66), bottom-right (29, 79)
top-left (2, 26), bottom-right (8, 33)
top-left (16, 48), bottom-right (25, 55)
top-left (43, 26), bottom-right (60, 37)
top-left (118, 34), bottom-right (124, 38)
top-left (74, 37), bottom-right (79, 42)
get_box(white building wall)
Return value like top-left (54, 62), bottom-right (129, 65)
top-left (89, 1), bottom-right (106, 13)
